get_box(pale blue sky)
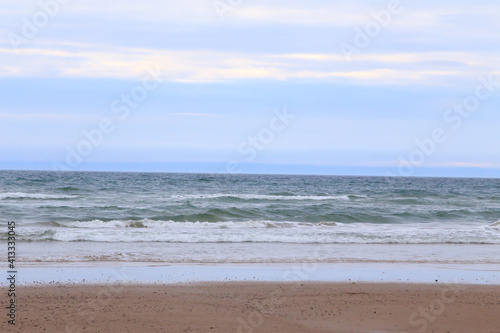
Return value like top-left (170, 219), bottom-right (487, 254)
top-left (1, 0), bottom-right (500, 176)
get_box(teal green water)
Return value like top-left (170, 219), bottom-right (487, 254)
top-left (1, 171), bottom-right (500, 244)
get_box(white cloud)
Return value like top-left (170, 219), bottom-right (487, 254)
top-left (168, 113), bottom-right (222, 117)
top-left (0, 45), bottom-right (498, 86)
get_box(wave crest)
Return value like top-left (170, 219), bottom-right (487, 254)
top-left (0, 192), bottom-right (78, 200)
top-left (169, 193), bottom-right (352, 201)
top-left (490, 220), bottom-right (500, 227)
top-left (7, 220), bottom-right (500, 244)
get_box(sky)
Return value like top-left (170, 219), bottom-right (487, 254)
top-left (1, 0), bottom-right (500, 177)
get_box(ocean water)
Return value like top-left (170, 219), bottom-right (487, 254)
top-left (1, 170), bottom-right (500, 264)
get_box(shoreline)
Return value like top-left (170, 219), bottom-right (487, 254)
top-left (4, 262), bottom-right (500, 286)
top-left (7, 282), bottom-right (500, 332)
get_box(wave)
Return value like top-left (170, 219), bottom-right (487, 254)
top-left (0, 192), bottom-right (78, 200)
top-left (42, 219), bottom-right (338, 229)
top-left (168, 193), bottom-right (352, 201)
top-left (6, 219), bottom-right (500, 244)
top-left (490, 220), bottom-right (500, 227)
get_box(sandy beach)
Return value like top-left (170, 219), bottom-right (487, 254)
top-left (7, 282), bottom-right (500, 333)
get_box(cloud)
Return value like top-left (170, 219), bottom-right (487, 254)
top-left (441, 162), bottom-right (495, 168)
top-left (1, 0), bottom-right (500, 174)
top-left (168, 113), bottom-right (222, 117)
top-left (1, 45), bottom-right (498, 85)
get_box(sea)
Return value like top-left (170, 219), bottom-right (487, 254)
top-left (1, 170), bottom-right (500, 265)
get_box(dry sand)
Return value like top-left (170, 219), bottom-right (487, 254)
top-left (6, 282), bottom-right (500, 332)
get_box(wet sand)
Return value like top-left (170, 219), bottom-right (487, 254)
top-left (7, 282), bottom-right (500, 332)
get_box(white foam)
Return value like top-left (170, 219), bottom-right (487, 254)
top-left (0, 192), bottom-right (77, 200)
top-left (168, 194), bottom-right (351, 201)
top-left (55, 219), bottom-right (337, 229)
top-left (490, 220), bottom-right (500, 227)
top-left (15, 220), bottom-right (500, 244)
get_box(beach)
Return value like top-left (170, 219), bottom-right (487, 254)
top-left (3, 263), bottom-right (499, 332)
top-left (7, 282), bottom-right (500, 333)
